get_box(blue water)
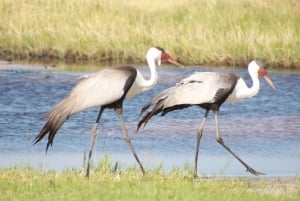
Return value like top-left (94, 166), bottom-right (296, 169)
top-left (0, 64), bottom-right (300, 177)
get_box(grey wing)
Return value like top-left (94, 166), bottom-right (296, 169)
top-left (160, 72), bottom-right (239, 108)
top-left (46, 67), bottom-right (134, 118)
top-left (67, 69), bottom-right (128, 113)
top-left (140, 72), bottom-right (214, 114)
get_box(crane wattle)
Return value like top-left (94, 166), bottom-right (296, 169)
top-left (258, 67), bottom-right (268, 77)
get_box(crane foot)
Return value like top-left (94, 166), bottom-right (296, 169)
top-left (246, 167), bottom-right (266, 176)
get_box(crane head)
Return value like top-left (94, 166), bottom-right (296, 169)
top-left (147, 47), bottom-right (184, 68)
top-left (258, 66), bottom-right (276, 90)
top-left (249, 60), bottom-right (276, 90)
top-left (161, 51), bottom-right (184, 68)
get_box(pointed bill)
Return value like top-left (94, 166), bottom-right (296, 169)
top-left (264, 75), bottom-right (276, 90)
top-left (167, 58), bottom-right (184, 68)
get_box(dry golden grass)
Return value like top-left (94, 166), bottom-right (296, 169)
top-left (0, 0), bottom-right (299, 68)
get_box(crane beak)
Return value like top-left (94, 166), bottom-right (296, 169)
top-left (263, 75), bottom-right (276, 90)
top-left (167, 58), bottom-right (184, 68)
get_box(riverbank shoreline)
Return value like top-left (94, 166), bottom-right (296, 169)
top-left (1, 55), bottom-right (300, 70)
top-left (1, 59), bottom-right (300, 73)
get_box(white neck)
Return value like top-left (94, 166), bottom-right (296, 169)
top-left (125, 51), bottom-right (159, 99)
top-left (236, 71), bottom-right (260, 99)
top-left (247, 72), bottom-right (260, 97)
top-left (143, 55), bottom-right (158, 90)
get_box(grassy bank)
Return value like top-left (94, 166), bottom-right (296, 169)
top-left (0, 0), bottom-right (300, 69)
top-left (1, 164), bottom-right (299, 201)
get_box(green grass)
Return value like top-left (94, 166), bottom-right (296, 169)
top-left (1, 158), bottom-right (299, 201)
top-left (0, 0), bottom-right (300, 69)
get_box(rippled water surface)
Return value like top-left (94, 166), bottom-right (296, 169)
top-left (0, 63), bottom-right (300, 177)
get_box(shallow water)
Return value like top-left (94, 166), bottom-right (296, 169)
top-left (0, 63), bottom-right (300, 177)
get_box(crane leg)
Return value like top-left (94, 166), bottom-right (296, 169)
top-left (213, 110), bottom-right (265, 176)
top-left (86, 107), bottom-right (105, 178)
top-left (115, 107), bottom-right (146, 175)
top-left (194, 110), bottom-right (209, 178)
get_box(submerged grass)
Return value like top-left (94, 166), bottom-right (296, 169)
top-left (0, 0), bottom-right (299, 68)
top-left (1, 158), bottom-right (299, 201)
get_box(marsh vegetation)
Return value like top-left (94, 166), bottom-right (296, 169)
top-left (0, 0), bottom-right (299, 68)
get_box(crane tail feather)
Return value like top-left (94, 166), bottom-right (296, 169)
top-left (139, 87), bottom-right (174, 114)
top-left (34, 98), bottom-right (74, 152)
top-left (137, 112), bottom-right (152, 131)
top-left (33, 113), bottom-right (68, 152)
top-left (139, 103), bottom-right (152, 117)
top-left (137, 100), bottom-right (164, 132)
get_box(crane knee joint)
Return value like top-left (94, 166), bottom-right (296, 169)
top-left (216, 137), bottom-right (224, 144)
top-left (124, 136), bottom-right (131, 143)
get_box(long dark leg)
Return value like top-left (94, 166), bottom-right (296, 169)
top-left (213, 110), bottom-right (265, 176)
top-left (86, 107), bottom-right (105, 178)
top-left (194, 110), bottom-right (209, 178)
top-left (114, 107), bottom-right (146, 175)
